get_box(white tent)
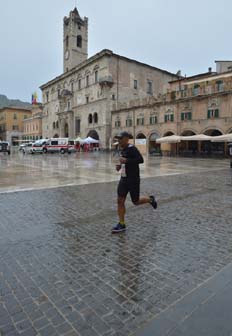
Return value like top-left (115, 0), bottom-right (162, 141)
top-left (156, 135), bottom-right (182, 143)
top-left (181, 134), bottom-right (212, 141)
top-left (211, 134), bottom-right (232, 142)
top-left (83, 136), bottom-right (99, 144)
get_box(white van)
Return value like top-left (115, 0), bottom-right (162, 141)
top-left (30, 139), bottom-right (47, 154)
top-left (43, 138), bottom-right (76, 154)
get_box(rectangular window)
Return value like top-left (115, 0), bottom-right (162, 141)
top-left (112, 94), bottom-right (115, 100)
top-left (150, 116), bottom-right (157, 124)
top-left (12, 125), bottom-right (19, 130)
top-left (207, 109), bottom-right (219, 119)
top-left (181, 89), bottom-right (187, 98)
top-left (13, 113), bottom-right (17, 120)
top-left (86, 96), bottom-right (89, 104)
top-left (115, 120), bottom-right (121, 127)
top-left (181, 112), bottom-right (192, 121)
top-left (217, 81), bottom-right (224, 92)
top-left (58, 89), bottom-right (60, 97)
top-left (75, 118), bottom-right (81, 134)
top-left (51, 140), bottom-right (58, 145)
top-left (24, 115), bottom-right (28, 119)
top-left (86, 75), bottom-right (89, 87)
top-left (71, 83), bottom-right (74, 92)
top-left (46, 92), bottom-right (49, 102)
top-left (147, 81), bottom-right (153, 94)
top-left (164, 114), bottom-right (174, 122)
top-left (193, 85), bottom-right (200, 96)
top-left (137, 118), bottom-right (144, 126)
top-left (78, 79), bottom-right (81, 90)
top-left (126, 119), bottom-right (132, 127)
top-left (134, 80), bottom-right (138, 89)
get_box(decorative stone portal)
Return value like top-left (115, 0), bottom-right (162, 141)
top-left (87, 130), bottom-right (99, 140)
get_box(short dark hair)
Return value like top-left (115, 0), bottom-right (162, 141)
top-left (115, 131), bottom-right (132, 139)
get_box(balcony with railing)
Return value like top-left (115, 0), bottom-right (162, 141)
top-left (166, 78), bottom-right (232, 101)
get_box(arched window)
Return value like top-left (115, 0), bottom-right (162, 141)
top-left (77, 35), bottom-right (82, 48)
top-left (56, 121), bottom-right (59, 129)
top-left (95, 71), bottom-right (98, 83)
top-left (88, 114), bottom-right (93, 124)
top-left (66, 36), bottom-right (69, 48)
top-left (94, 113), bottom-right (98, 124)
top-left (53, 122), bottom-right (56, 129)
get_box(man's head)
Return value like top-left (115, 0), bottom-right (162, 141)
top-left (115, 131), bottom-right (131, 148)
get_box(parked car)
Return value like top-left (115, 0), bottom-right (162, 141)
top-left (21, 143), bottom-right (33, 154)
top-left (0, 141), bottom-right (11, 155)
top-left (19, 142), bottom-right (33, 152)
top-left (29, 139), bottom-right (47, 154)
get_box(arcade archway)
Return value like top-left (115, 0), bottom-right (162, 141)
top-left (149, 132), bottom-right (161, 155)
top-left (135, 133), bottom-right (147, 154)
top-left (161, 131), bottom-right (177, 156)
top-left (203, 129), bottom-right (224, 156)
top-left (179, 130), bottom-right (197, 155)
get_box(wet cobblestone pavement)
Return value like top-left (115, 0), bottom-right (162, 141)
top-left (1, 158), bottom-right (232, 335)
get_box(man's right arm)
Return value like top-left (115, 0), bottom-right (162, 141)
top-left (126, 146), bottom-right (144, 164)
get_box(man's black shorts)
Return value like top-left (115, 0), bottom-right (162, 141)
top-left (117, 177), bottom-right (140, 203)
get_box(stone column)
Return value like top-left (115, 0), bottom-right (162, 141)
top-left (60, 118), bottom-right (65, 137)
top-left (68, 113), bottom-right (74, 138)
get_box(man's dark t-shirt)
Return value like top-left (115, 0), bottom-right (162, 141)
top-left (120, 144), bottom-right (144, 179)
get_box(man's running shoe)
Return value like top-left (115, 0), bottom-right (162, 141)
top-left (111, 223), bottom-right (126, 234)
top-left (149, 195), bottom-right (157, 209)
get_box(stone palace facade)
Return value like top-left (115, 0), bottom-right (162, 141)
top-left (112, 61), bottom-right (232, 155)
top-left (40, 7), bottom-right (178, 148)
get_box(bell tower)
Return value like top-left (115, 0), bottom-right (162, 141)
top-left (63, 8), bottom-right (88, 72)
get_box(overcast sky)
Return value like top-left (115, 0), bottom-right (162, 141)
top-left (0, 0), bottom-right (231, 102)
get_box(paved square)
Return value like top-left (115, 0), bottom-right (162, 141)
top-left (0, 153), bottom-right (232, 335)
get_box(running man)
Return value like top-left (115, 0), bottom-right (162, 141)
top-left (112, 131), bottom-right (157, 234)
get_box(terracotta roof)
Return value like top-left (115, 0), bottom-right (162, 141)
top-left (0, 106), bottom-right (32, 112)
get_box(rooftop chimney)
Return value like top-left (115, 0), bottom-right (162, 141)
top-left (208, 67), bottom-right (212, 73)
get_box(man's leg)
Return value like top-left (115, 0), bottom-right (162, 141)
top-left (117, 196), bottom-right (126, 223)
top-left (130, 180), bottom-right (157, 209)
top-left (133, 196), bottom-right (150, 205)
top-left (112, 180), bottom-right (128, 233)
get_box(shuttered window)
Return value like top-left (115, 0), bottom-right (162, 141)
top-left (208, 109), bottom-right (219, 118)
